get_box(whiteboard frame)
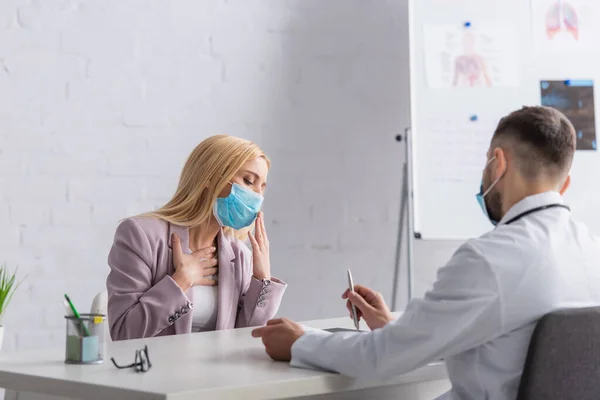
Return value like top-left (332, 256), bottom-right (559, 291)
top-left (391, 0), bottom-right (419, 308)
top-left (407, 0), bottom-right (418, 301)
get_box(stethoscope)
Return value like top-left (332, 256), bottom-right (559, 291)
top-left (504, 204), bottom-right (570, 225)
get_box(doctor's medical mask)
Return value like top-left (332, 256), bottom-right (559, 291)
top-left (476, 155), bottom-right (506, 225)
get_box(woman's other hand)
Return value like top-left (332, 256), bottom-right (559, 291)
top-left (248, 212), bottom-right (271, 280)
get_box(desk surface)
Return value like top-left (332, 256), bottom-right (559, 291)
top-left (0, 315), bottom-right (448, 400)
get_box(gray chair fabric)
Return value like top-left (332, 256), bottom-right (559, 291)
top-left (517, 307), bottom-right (600, 400)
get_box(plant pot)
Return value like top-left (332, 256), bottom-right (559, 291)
top-left (0, 325), bottom-right (4, 352)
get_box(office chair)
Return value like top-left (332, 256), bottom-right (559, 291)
top-left (517, 307), bottom-right (600, 400)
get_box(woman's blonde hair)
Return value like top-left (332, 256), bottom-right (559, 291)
top-left (142, 135), bottom-right (270, 239)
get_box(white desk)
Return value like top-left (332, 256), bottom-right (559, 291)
top-left (0, 316), bottom-right (450, 400)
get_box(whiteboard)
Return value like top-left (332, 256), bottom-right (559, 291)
top-left (409, 0), bottom-right (600, 239)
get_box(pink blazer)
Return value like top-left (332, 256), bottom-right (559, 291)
top-left (106, 217), bottom-right (287, 341)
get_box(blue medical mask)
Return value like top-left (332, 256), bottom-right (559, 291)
top-left (475, 156), bottom-right (504, 226)
top-left (213, 183), bottom-right (263, 230)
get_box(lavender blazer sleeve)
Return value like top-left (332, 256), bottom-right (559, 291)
top-left (106, 218), bottom-right (192, 341)
top-left (233, 242), bottom-right (286, 328)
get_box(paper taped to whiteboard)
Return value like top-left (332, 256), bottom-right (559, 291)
top-left (412, 113), bottom-right (514, 240)
top-left (532, 0), bottom-right (600, 53)
top-left (424, 116), bottom-right (498, 185)
top-left (423, 24), bottom-right (520, 89)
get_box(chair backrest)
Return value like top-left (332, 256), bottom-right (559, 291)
top-left (517, 307), bottom-right (600, 400)
top-left (90, 291), bottom-right (111, 342)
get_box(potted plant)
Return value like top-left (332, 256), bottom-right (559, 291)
top-left (0, 263), bottom-right (23, 351)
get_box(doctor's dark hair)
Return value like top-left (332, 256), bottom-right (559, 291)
top-left (491, 106), bottom-right (576, 181)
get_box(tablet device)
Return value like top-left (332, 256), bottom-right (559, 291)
top-left (324, 328), bottom-right (366, 333)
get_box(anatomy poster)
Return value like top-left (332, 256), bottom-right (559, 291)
top-left (423, 24), bottom-right (520, 89)
top-left (540, 80), bottom-right (597, 150)
top-left (532, 0), bottom-right (600, 52)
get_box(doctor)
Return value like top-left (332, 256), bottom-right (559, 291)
top-left (252, 106), bottom-right (600, 400)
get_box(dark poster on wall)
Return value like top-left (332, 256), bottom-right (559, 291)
top-left (540, 80), bottom-right (597, 151)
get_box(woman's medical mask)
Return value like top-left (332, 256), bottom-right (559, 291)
top-left (213, 183), bottom-right (263, 230)
top-left (475, 156), bottom-right (505, 226)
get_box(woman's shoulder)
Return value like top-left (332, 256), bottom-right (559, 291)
top-left (108, 217), bottom-right (175, 278)
top-left (114, 216), bottom-right (170, 243)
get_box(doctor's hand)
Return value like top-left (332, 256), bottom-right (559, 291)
top-left (171, 233), bottom-right (218, 291)
top-left (342, 285), bottom-right (394, 331)
top-left (248, 212), bottom-right (271, 281)
top-left (251, 318), bottom-right (305, 362)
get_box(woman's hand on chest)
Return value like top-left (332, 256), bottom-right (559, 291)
top-left (171, 233), bottom-right (219, 291)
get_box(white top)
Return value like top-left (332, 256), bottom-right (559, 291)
top-left (191, 281), bottom-right (218, 332)
top-left (292, 192), bottom-right (600, 400)
top-left (0, 315), bottom-right (447, 400)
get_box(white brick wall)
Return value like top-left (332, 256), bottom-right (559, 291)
top-left (0, 0), bottom-right (445, 365)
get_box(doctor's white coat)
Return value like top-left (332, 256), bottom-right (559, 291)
top-left (291, 192), bottom-right (600, 400)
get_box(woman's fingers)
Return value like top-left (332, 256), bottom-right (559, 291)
top-left (192, 246), bottom-right (216, 259)
top-left (259, 212), bottom-right (269, 246)
top-left (171, 234), bottom-right (184, 267)
top-left (248, 230), bottom-right (260, 252)
top-left (255, 213), bottom-right (264, 244)
top-left (202, 267), bottom-right (218, 277)
top-left (200, 258), bottom-right (218, 268)
top-left (200, 278), bottom-right (217, 286)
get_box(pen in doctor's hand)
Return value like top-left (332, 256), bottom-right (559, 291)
top-left (343, 285), bottom-right (395, 331)
top-left (347, 269), bottom-right (360, 331)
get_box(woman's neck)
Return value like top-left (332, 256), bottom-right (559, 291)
top-left (188, 218), bottom-right (221, 252)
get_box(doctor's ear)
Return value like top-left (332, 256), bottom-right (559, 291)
top-left (559, 175), bottom-right (571, 195)
top-left (492, 147), bottom-right (507, 174)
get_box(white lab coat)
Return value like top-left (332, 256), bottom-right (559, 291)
top-left (291, 191), bottom-right (600, 400)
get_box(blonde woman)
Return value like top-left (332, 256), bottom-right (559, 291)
top-left (106, 135), bottom-right (286, 341)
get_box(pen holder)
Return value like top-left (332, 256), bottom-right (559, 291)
top-left (64, 314), bottom-right (106, 365)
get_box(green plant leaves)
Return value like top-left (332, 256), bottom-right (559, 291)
top-left (0, 263), bottom-right (24, 325)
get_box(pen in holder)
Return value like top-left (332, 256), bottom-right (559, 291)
top-left (65, 314), bottom-right (106, 365)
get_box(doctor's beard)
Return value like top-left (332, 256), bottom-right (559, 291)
top-left (484, 167), bottom-right (504, 223)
